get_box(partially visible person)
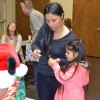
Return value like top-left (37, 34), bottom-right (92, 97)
top-left (20, 0), bottom-right (44, 41)
top-left (64, 18), bottom-right (72, 31)
top-left (20, 0), bottom-right (44, 88)
top-left (1, 22), bottom-right (25, 64)
top-left (32, 2), bottom-right (76, 100)
top-left (0, 43), bottom-right (28, 100)
top-left (48, 38), bottom-right (90, 100)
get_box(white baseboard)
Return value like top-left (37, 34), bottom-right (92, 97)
top-left (25, 97), bottom-right (35, 100)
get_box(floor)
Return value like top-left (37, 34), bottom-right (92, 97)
top-left (25, 57), bottom-right (100, 100)
top-left (85, 57), bottom-right (100, 100)
top-left (25, 61), bottom-right (39, 100)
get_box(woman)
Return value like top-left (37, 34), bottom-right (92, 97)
top-left (32, 2), bottom-right (76, 100)
top-left (1, 22), bottom-right (25, 64)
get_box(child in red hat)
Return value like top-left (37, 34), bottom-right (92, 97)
top-left (0, 43), bottom-right (28, 99)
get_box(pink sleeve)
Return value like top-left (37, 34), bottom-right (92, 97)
top-left (82, 70), bottom-right (90, 86)
top-left (52, 64), bottom-right (76, 84)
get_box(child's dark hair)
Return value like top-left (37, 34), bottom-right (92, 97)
top-left (58, 38), bottom-right (90, 91)
top-left (66, 38), bottom-right (87, 65)
top-left (43, 2), bottom-right (64, 19)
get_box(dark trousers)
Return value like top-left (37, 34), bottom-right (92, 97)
top-left (18, 54), bottom-right (22, 63)
top-left (37, 72), bottom-right (59, 100)
top-left (33, 62), bottom-right (38, 84)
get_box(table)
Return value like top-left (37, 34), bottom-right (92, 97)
top-left (22, 40), bottom-right (39, 62)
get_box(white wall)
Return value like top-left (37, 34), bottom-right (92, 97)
top-left (6, 0), bottom-right (73, 24)
top-left (50, 0), bottom-right (73, 19)
top-left (9, 0), bottom-right (73, 21)
top-left (6, 0), bottom-right (15, 26)
top-left (0, 0), bottom-right (15, 36)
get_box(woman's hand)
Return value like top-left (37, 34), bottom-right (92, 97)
top-left (48, 58), bottom-right (60, 67)
top-left (32, 49), bottom-right (41, 59)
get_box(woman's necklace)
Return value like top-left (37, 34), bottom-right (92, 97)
top-left (9, 36), bottom-right (15, 40)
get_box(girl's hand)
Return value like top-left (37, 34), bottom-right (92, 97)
top-left (55, 58), bottom-right (60, 64)
top-left (48, 58), bottom-right (60, 67)
top-left (32, 49), bottom-right (41, 59)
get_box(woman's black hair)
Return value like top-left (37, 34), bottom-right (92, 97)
top-left (43, 2), bottom-right (64, 19)
top-left (42, 2), bottom-right (64, 57)
top-left (42, 22), bottom-right (53, 57)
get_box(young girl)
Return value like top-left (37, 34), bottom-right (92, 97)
top-left (48, 39), bottom-right (90, 100)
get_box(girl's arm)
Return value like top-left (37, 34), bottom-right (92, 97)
top-left (52, 64), bottom-right (89, 85)
top-left (52, 64), bottom-right (76, 84)
top-left (49, 58), bottom-right (89, 85)
top-left (48, 58), bottom-right (76, 84)
top-left (16, 34), bottom-right (22, 53)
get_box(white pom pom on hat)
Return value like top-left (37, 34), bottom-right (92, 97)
top-left (0, 43), bottom-right (28, 89)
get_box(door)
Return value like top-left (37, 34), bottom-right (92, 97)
top-left (16, 0), bottom-right (49, 40)
top-left (73, 0), bottom-right (100, 57)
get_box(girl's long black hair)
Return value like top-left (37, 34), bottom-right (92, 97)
top-left (63, 39), bottom-right (89, 72)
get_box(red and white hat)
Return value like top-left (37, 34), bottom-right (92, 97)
top-left (0, 43), bottom-right (28, 89)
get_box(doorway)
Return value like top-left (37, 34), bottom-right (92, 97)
top-left (73, 0), bottom-right (100, 57)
